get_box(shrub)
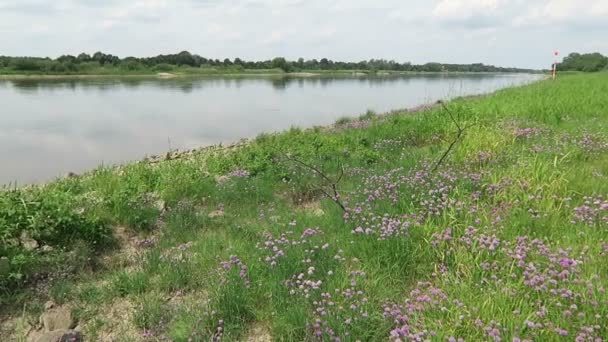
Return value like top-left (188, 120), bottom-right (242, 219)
top-left (0, 188), bottom-right (112, 289)
top-left (0, 189), bottom-right (111, 248)
top-left (10, 58), bottom-right (44, 71)
top-left (359, 109), bottom-right (377, 121)
top-left (335, 116), bottom-right (352, 125)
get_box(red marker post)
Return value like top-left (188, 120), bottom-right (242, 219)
top-left (552, 50), bottom-right (559, 80)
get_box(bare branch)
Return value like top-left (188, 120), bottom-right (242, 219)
top-left (273, 148), bottom-right (347, 212)
top-left (432, 101), bottom-right (475, 172)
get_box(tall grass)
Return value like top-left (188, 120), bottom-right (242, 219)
top-left (1, 73), bottom-right (607, 341)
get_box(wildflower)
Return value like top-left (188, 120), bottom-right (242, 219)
top-left (229, 169), bottom-right (250, 177)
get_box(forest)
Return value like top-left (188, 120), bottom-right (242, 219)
top-left (558, 52), bottom-right (608, 72)
top-left (0, 51), bottom-right (539, 74)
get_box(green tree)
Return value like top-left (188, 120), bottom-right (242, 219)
top-left (561, 52), bottom-right (608, 72)
top-left (271, 57), bottom-right (291, 72)
top-left (77, 53), bottom-right (91, 63)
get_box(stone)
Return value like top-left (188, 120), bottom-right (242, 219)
top-left (20, 231), bottom-right (39, 251)
top-left (155, 199), bottom-right (166, 212)
top-left (208, 210), bottom-right (225, 219)
top-left (40, 306), bottom-right (75, 332)
top-left (34, 330), bottom-right (82, 342)
top-left (41, 245), bottom-right (54, 253)
top-left (215, 175), bottom-right (230, 184)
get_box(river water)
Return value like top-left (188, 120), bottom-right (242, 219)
top-left (0, 73), bottom-right (541, 184)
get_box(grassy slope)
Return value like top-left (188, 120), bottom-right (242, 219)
top-left (1, 73), bottom-right (607, 341)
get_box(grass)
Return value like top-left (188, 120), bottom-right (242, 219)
top-left (1, 73), bottom-right (608, 341)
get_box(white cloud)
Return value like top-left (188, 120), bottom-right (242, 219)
top-left (433, 0), bottom-right (503, 19)
top-left (430, 0), bottom-right (608, 29)
top-left (0, 0), bottom-right (606, 68)
top-left (513, 0), bottom-right (608, 27)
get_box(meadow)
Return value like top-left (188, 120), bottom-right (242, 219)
top-left (1, 73), bottom-right (607, 341)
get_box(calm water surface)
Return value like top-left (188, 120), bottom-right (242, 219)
top-left (0, 74), bottom-right (541, 184)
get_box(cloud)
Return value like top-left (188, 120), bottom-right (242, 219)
top-left (0, 0), bottom-right (62, 15)
top-left (513, 0), bottom-right (608, 27)
top-left (431, 0), bottom-right (608, 29)
top-left (0, 0), bottom-right (606, 69)
top-left (433, 0), bottom-right (502, 18)
top-left (99, 0), bottom-right (169, 29)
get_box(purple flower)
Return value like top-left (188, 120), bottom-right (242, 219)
top-left (229, 169), bottom-right (250, 177)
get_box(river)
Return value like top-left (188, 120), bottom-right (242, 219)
top-left (0, 73), bottom-right (541, 184)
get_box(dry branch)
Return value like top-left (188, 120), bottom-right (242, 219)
top-left (274, 149), bottom-right (346, 212)
top-left (432, 101), bottom-right (475, 172)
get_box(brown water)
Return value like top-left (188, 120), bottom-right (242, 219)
top-left (0, 73), bottom-right (541, 185)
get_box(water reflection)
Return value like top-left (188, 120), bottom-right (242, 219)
top-left (0, 74), bottom-right (541, 184)
top-left (5, 73), bottom-right (519, 93)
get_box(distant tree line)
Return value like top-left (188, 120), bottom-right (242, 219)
top-left (0, 51), bottom-right (538, 73)
top-left (559, 52), bottom-right (608, 72)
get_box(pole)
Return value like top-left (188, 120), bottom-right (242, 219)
top-left (553, 50), bottom-right (559, 80)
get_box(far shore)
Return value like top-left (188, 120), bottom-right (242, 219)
top-left (0, 70), bottom-right (544, 80)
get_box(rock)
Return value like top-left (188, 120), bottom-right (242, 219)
top-left (41, 245), bottom-right (54, 253)
top-left (40, 306), bottom-right (75, 332)
top-left (155, 199), bottom-right (166, 212)
top-left (215, 175), bottom-right (230, 185)
top-left (0, 257), bottom-right (10, 277)
top-left (208, 210), bottom-right (225, 219)
top-left (34, 329), bottom-right (82, 342)
top-left (20, 231), bottom-right (39, 251)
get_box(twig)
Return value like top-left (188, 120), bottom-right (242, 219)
top-left (432, 101), bottom-right (475, 172)
top-left (274, 148), bottom-right (346, 212)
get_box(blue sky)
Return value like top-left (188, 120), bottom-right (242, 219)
top-left (1, 0), bottom-right (606, 69)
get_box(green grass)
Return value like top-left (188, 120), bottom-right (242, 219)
top-left (1, 73), bottom-right (607, 341)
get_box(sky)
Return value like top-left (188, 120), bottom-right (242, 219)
top-left (0, 0), bottom-right (606, 69)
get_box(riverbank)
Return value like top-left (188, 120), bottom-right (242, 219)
top-left (0, 68), bottom-right (375, 79)
top-left (0, 69), bottom-right (543, 80)
top-left (1, 73), bottom-right (607, 341)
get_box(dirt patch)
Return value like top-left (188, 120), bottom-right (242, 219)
top-left (103, 226), bottom-right (159, 272)
top-left (244, 322), bottom-right (272, 342)
top-left (296, 200), bottom-right (325, 217)
top-left (0, 315), bottom-right (34, 341)
top-left (83, 299), bottom-right (142, 342)
top-left (167, 290), bottom-right (209, 310)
